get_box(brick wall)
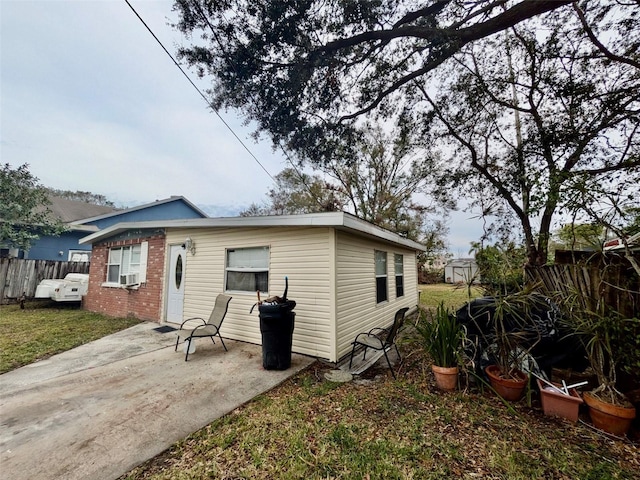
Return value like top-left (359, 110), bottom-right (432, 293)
top-left (83, 234), bottom-right (165, 322)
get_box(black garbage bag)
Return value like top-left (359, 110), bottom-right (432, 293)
top-left (456, 294), bottom-right (586, 376)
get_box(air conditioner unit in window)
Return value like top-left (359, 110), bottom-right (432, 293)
top-left (119, 273), bottom-right (139, 286)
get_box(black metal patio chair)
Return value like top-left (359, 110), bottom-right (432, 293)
top-left (348, 307), bottom-right (409, 378)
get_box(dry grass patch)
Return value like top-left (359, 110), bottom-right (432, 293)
top-left (121, 355), bottom-right (639, 480)
top-left (121, 284), bottom-right (638, 479)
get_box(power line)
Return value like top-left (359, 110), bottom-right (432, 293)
top-left (187, 1), bottom-right (328, 209)
top-left (123, 0), bottom-right (276, 182)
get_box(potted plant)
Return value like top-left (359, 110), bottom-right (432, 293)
top-left (563, 302), bottom-right (637, 436)
top-left (479, 291), bottom-right (543, 401)
top-left (415, 302), bottom-right (463, 391)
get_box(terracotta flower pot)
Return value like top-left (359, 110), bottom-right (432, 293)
top-left (537, 379), bottom-right (583, 423)
top-left (485, 364), bottom-right (528, 401)
top-left (432, 365), bottom-right (459, 391)
top-left (583, 391), bottom-right (636, 436)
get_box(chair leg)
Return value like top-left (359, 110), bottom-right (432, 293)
top-left (218, 334), bottom-right (228, 352)
top-left (349, 343), bottom-right (358, 369)
top-left (383, 348), bottom-right (396, 379)
top-left (175, 336), bottom-right (180, 352)
top-left (184, 338), bottom-right (192, 362)
top-left (210, 337), bottom-right (216, 345)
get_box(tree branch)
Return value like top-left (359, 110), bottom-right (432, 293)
top-left (573, 3), bottom-right (640, 70)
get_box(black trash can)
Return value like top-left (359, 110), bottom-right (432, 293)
top-left (258, 300), bottom-right (296, 370)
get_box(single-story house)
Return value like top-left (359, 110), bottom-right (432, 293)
top-left (444, 258), bottom-right (479, 284)
top-left (21, 196), bottom-right (208, 261)
top-left (79, 212), bottom-right (425, 362)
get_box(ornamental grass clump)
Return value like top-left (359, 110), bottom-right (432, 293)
top-left (415, 302), bottom-right (463, 368)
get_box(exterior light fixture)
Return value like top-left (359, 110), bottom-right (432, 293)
top-left (184, 237), bottom-right (195, 255)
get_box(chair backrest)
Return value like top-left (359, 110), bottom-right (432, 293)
top-left (384, 307), bottom-right (410, 346)
top-left (206, 294), bottom-right (232, 328)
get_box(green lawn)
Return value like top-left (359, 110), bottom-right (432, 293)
top-left (2, 292), bottom-right (637, 479)
top-left (0, 300), bottom-right (142, 374)
top-left (121, 354), bottom-right (639, 480)
top-left (419, 283), bottom-right (483, 311)
top-left (119, 284), bottom-right (637, 480)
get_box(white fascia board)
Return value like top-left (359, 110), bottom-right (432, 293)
top-left (68, 223), bottom-right (100, 233)
top-left (79, 212), bottom-right (426, 251)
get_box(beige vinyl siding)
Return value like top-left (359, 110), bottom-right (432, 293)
top-left (166, 227), bottom-right (334, 360)
top-left (335, 231), bottom-right (418, 361)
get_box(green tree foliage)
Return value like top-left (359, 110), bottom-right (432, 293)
top-left (0, 164), bottom-right (65, 250)
top-left (471, 242), bottom-right (527, 295)
top-left (322, 124), bottom-right (437, 240)
top-left (173, 0), bottom-right (572, 165)
top-left (621, 208), bottom-right (640, 237)
top-left (173, 1), bottom-right (638, 267)
top-left (47, 189), bottom-right (116, 207)
top-left (240, 168), bottom-right (344, 216)
top-left (552, 224), bottom-right (605, 253)
top-left (240, 125), bottom-right (448, 256)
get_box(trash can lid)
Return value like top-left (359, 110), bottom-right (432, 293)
top-left (258, 300), bottom-right (296, 313)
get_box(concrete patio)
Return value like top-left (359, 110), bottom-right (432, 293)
top-left (0, 322), bottom-right (314, 480)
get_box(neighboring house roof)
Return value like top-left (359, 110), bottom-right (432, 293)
top-left (71, 196), bottom-right (208, 226)
top-left (446, 258), bottom-right (477, 267)
top-left (603, 231), bottom-right (640, 252)
top-left (47, 195), bottom-right (119, 223)
top-left (79, 211), bottom-right (426, 251)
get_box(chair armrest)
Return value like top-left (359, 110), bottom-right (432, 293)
top-left (353, 333), bottom-right (384, 349)
top-left (367, 327), bottom-right (388, 336)
top-left (179, 317), bottom-right (207, 329)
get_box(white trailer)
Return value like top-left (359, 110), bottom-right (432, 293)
top-left (35, 273), bottom-right (89, 302)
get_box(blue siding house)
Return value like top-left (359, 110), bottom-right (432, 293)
top-left (25, 196), bottom-right (208, 261)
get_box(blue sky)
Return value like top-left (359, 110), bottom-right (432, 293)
top-left (1, 0), bottom-right (482, 254)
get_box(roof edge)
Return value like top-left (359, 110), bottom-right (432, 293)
top-left (79, 212), bottom-right (426, 251)
top-left (73, 196), bottom-right (208, 225)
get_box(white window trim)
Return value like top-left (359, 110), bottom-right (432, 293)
top-left (68, 250), bottom-right (91, 262)
top-left (102, 243), bottom-right (147, 288)
top-left (395, 253), bottom-right (404, 298)
top-left (375, 250), bottom-right (388, 304)
top-left (225, 246), bottom-right (270, 294)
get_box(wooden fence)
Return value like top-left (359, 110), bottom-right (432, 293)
top-left (525, 262), bottom-right (639, 318)
top-left (0, 258), bottom-right (90, 303)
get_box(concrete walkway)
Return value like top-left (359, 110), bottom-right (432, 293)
top-left (0, 322), bottom-right (314, 480)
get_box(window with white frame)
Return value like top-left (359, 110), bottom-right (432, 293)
top-left (395, 254), bottom-right (404, 298)
top-left (69, 250), bottom-right (91, 262)
top-left (107, 245), bottom-right (141, 283)
top-left (375, 250), bottom-right (388, 303)
top-left (226, 246), bottom-right (269, 293)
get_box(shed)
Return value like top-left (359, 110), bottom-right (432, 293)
top-left (79, 212), bottom-right (425, 362)
top-left (444, 258), bottom-right (479, 284)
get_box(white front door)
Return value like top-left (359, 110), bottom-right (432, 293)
top-left (166, 244), bottom-right (185, 324)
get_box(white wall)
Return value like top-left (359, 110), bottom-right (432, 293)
top-left (334, 231), bottom-right (418, 361)
top-left (166, 227), bottom-right (420, 362)
top-left (166, 227), bottom-right (334, 360)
